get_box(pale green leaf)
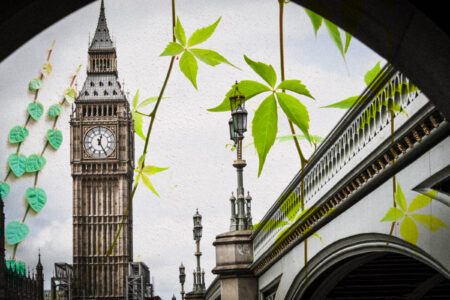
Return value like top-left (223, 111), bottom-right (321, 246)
top-left (187, 17), bottom-right (221, 47)
top-left (207, 80), bottom-right (271, 112)
top-left (344, 31), bottom-right (352, 54)
top-left (175, 17), bottom-right (186, 47)
top-left (160, 42), bottom-right (185, 57)
top-left (277, 80), bottom-right (314, 100)
top-left (48, 104), bottom-right (62, 118)
top-left (408, 190), bottom-right (437, 213)
top-left (132, 89), bottom-right (140, 110)
top-left (244, 55), bottom-right (277, 88)
top-left (65, 88), bottom-right (76, 103)
top-left (190, 48), bottom-right (237, 68)
top-left (400, 216), bottom-right (418, 245)
top-left (0, 182), bottom-right (10, 199)
top-left (142, 165), bottom-right (168, 175)
top-left (364, 61), bottom-right (381, 86)
top-left (324, 19), bottom-right (345, 61)
top-left (321, 96), bottom-right (360, 109)
top-left (42, 63), bottom-right (52, 77)
top-left (179, 51), bottom-right (198, 89)
top-left (141, 173), bottom-right (159, 197)
top-left (132, 111), bottom-right (145, 141)
top-left (137, 154), bottom-right (146, 170)
top-left (276, 92), bottom-right (311, 142)
top-left (411, 214), bottom-right (448, 232)
top-left (277, 134), bottom-right (323, 143)
top-left (28, 78), bottom-right (42, 91)
top-left (138, 97), bottom-right (162, 109)
top-left (46, 129), bottom-right (63, 150)
top-left (26, 187), bottom-right (47, 212)
top-left (6, 221), bottom-right (29, 245)
top-left (304, 8), bottom-right (322, 37)
top-left (380, 207), bottom-right (404, 222)
top-left (8, 153), bottom-right (27, 177)
top-left (25, 154), bottom-right (46, 172)
top-left (252, 94), bottom-right (278, 177)
top-left (28, 102), bottom-right (44, 120)
top-left (395, 183), bottom-right (407, 212)
top-left (9, 126), bottom-right (29, 143)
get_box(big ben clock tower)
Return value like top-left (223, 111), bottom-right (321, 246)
top-left (70, 1), bottom-right (134, 299)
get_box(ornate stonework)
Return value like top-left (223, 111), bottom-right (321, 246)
top-left (70, 1), bottom-right (134, 299)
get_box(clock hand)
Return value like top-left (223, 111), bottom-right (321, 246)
top-left (100, 144), bottom-right (108, 156)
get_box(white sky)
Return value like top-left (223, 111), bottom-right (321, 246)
top-left (0, 0), bottom-right (384, 298)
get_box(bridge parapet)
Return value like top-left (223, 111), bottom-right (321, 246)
top-left (252, 64), bottom-right (441, 262)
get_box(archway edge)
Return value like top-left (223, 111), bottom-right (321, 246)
top-left (292, 0), bottom-right (450, 118)
top-left (285, 233), bottom-right (450, 300)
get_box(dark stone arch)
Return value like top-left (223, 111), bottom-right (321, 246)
top-left (285, 233), bottom-right (450, 299)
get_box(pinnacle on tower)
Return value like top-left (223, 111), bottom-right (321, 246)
top-left (89, 0), bottom-right (114, 51)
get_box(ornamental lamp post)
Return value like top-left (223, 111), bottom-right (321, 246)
top-left (192, 209), bottom-right (205, 291)
top-left (179, 263), bottom-right (185, 300)
top-left (228, 82), bottom-right (252, 231)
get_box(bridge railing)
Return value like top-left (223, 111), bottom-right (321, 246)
top-left (252, 64), bottom-right (426, 260)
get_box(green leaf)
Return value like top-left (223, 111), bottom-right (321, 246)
top-left (8, 153), bottom-right (27, 177)
top-left (364, 61), bottom-right (381, 86)
top-left (207, 80), bottom-right (271, 112)
top-left (6, 221), bottom-right (29, 245)
top-left (277, 134), bottom-right (323, 143)
top-left (408, 190), bottom-right (437, 212)
top-left (65, 88), bottom-right (76, 103)
top-left (190, 48), bottom-right (237, 68)
top-left (0, 182), bottom-right (10, 199)
top-left (252, 94), bottom-right (278, 177)
top-left (244, 55), bottom-right (277, 88)
top-left (187, 17), bottom-right (221, 47)
top-left (304, 8), bottom-right (322, 37)
top-left (175, 17), bottom-right (186, 47)
top-left (48, 104), bottom-right (62, 118)
top-left (400, 216), bottom-right (418, 245)
top-left (46, 129), bottom-right (63, 150)
top-left (42, 62), bottom-right (52, 77)
top-left (280, 199), bottom-right (301, 222)
top-left (321, 96), bottom-right (360, 109)
top-left (276, 92), bottom-right (311, 142)
top-left (395, 183), bottom-right (407, 212)
top-left (25, 154), bottom-right (46, 172)
top-left (137, 154), bottom-right (146, 170)
top-left (132, 89), bottom-right (140, 110)
top-left (141, 173), bottom-right (159, 197)
top-left (411, 214), bottom-right (448, 232)
top-left (323, 19), bottom-right (345, 61)
top-left (26, 187), bottom-right (47, 212)
top-left (254, 219), bottom-right (290, 232)
top-left (380, 207), bottom-right (405, 222)
top-left (160, 42), bottom-right (185, 57)
top-left (138, 97), bottom-right (162, 109)
top-left (142, 165), bottom-right (168, 176)
top-left (28, 78), bottom-right (42, 91)
top-left (179, 51), bottom-right (198, 89)
top-left (277, 80), bottom-right (314, 99)
top-left (28, 102), bottom-right (44, 120)
top-left (9, 126), bottom-right (29, 143)
top-left (344, 31), bottom-right (352, 54)
top-left (131, 111), bottom-right (146, 141)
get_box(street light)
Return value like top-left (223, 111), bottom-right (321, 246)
top-left (179, 263), bottom-right (185, 300)
top-left (192, 209), bottom-right (205, 291)
top-left (193, 209), bottom-right (202, 242)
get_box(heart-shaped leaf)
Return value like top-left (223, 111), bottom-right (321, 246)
top-left (26, 187), bottom-right (47, 212)
top-left (47, 129), bottom-right (63, 150)
top-left (25, 154), bottom-right (46, 172)
top-left (6, 221), bottom-right (29, 245)
top-left (28, 78), bottom-right (42, 91)
top-left (28, 102), bottom-right (44, 120)
top-left (65, 88), bottom-right (76, 103)
top-left (8, 126), bottom-right (29, 143)
top-left (0, 181), bottom-right (10, 199)
top-left (8, 153), bottom-right (27, 177)
top-left (48, 104), bottom-right (62, 118)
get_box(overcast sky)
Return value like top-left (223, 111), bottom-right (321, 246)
top-left (0, 0), bottom-right (384, 298)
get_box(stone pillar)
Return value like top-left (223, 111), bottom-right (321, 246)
top-left (185, 290), bottom-right (205, 300)
top-left (212, 230), bottom-right (257, 300)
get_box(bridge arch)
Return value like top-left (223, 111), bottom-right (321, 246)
top-left (285, 233), bottom-right (450, 300)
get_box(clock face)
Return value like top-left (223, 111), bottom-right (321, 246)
top-left (84, 126), bottom-right (116, 158)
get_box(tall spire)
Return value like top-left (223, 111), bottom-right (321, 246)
top-left (89, 0), bottom-right (114, 50)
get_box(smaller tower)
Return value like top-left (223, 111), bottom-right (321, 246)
top-left (36, 251), bottom-right (44, 300)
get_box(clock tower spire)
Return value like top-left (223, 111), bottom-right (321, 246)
top-left (70, 1), bottom-right (134, 299)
